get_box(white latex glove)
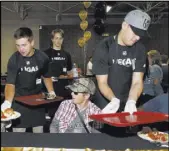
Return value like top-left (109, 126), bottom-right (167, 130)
top-left (102, 97), bottom-right (120, 113)
top-left (48, 91), bottom-right (56, 99)
top-left (1, 100), bottom-right (12, 112)
top-left (124, 100), bottom-right (137, 115)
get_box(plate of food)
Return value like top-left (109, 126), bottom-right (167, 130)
top-left (137, 127), bottom-right (169, 144)
top-left (1, 108), bottom-right (21, 122)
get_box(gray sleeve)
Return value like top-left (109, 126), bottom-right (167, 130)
top-left (142, 96), bottom-right (160, 112)
top-left (50, 116), bottom-right (60, 133)
top-left (151, 65), bottom-right (163, 80)
top-left (151, 65), bottom-right (164, 95)
top-left (142, 94), bottom-right (168, 114)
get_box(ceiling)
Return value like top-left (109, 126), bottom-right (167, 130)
top-left (1, 1), bottom-right (169, 23)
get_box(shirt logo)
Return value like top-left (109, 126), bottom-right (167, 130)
top-left (20, 66), bottom-right (39, 73)
top-left (26, 61), bottom-right (30, 65)
top-left (122, 51), bottom-right (127, 56)
top-left (52, 57), bottom-right (65, 61)
top-left (112, 58), bottom-right (136, 68)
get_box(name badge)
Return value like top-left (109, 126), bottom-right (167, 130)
top-left (36, 78), bottom-right (42, 84)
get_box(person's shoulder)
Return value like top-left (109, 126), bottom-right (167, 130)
top-left (61, 99), bottom-right (73, 106)
top-left (152, 64), bottom-right (163, 72)
top-left (89, 101), bottom-right (101, 111)
top-left (152, 64), bottom-right (162, 70)
top-left (9, 51), bottom-right (20, 61)
top-left (135, 41), bottom-right (146, 50)
top-left (62, 50), bottom-right (71, 56)
top-left (99, 36), bottom-right (115, 46)
top-left (35, 49), bottom-right (49, 59)
top-left (44, 48), bottom-right (52, 53)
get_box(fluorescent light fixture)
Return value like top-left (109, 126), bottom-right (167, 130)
top-left (106, 5), bottom-right (112, 13)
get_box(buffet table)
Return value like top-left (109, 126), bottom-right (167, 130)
top-left (1, 132), bottom-right (166, 150)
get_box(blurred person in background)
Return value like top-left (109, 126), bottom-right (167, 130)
top-left (44, 29), bottom-right (72, 119)
top-left (160, 54), bottom-right (169, 93)
top-left (138, 50), bottom-right (164, 106)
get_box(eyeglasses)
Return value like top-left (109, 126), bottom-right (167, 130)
top-left (72, 91), bottom-right (87, 95)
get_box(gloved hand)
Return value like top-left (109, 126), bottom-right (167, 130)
top-left (47, 91), bottom-right (56, 99)
top-left (1, 100), bottom-right (12, 112)
top-left (102, 97), bottom-right (120, 113)
top-left (124, 100), bottom-right (137, 114)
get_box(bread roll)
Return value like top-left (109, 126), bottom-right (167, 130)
top-left (3, 108), bottom-right (14, 117)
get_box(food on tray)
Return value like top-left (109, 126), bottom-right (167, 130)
top-left (147, 131), bottom-right (168, 142)
top-left (1, 111), bottom-right (7, 118)
top-left (140, 126), bottom-right (168, 143)
top-left (3, 108), bottom-right (15, 117)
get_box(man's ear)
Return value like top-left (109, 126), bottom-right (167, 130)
top-left (31, 39), bottom-right (35, 47)
top-left (122, 21), bottom-right (129, 30)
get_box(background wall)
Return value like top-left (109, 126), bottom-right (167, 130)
top-left (1, 16), bottom-right (168, 74)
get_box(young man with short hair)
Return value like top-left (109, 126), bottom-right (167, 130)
top-left (1, 27), bottom-right (56, 133)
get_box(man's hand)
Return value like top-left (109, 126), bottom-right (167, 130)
top-left (47, 91), bottom-right (56, 99)
top-left (124, 100), bottom-right (137, 114)
top-left (102, 98), bottom-right (120, 113)
top-left (1, 100), bottom-right (12, 112)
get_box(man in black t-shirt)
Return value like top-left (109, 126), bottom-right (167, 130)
top-left (93, 10), bottom-right (151, 114)
top-left (44, 29), bottom-right (72, 117)
top-left (1, 27), bottom-right (56, 132)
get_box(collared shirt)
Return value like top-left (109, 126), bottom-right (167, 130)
top-left (50, 99), bottom-right (101, 133)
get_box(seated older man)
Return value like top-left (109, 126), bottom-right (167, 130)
top-left (50, 78), bottom-right (102, 133)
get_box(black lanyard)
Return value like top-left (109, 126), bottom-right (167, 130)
top-left (74, 104), bottom-right (90, 133)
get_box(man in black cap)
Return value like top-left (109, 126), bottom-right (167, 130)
top-left (93, 9), bottom-right (151, 114)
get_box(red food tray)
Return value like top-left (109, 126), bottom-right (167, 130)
top-left (89, 111), bottom-right (169, 127)
top-left (15, 94), bottom-right (64, 106)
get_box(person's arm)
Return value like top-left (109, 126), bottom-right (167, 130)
top-left (41, 53), bottom-right (55, 95)
top-left (5, 84), bottom-right (15, 103)
top-left (42, 77), bottom-right (54, 93)
top-left (96, 75), bottom-right (115, 101)
top-left (1, 54), bottom-right (18, 111)
top-left (50, 101), bottom-right (65, 133)
top-left (66, 52), bottom-right (73, 75)
top-left (124, 43), bottom-right (146, 114)
top-left (124, 72), bottom-right (144, 114)
top-left (152, 65), bottom-right (164, 95)
top-left (96, 74), bottom-right (120, 113)
top-left (127, 72), bottom-right (144, 101)
top-left (50, 115), bottom-right (60, 133)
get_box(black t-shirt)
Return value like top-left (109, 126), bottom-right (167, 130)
top-left (6, 49), bottom-right (50, 96)
top-left (93, 36), bottom-right (146, 102)
top-left (44, 48), bottom-right (72, 77)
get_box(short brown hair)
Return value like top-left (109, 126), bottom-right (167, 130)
top-left (51, 29), bottom-right (64, 39)
top-left (14, 27), bottom-right (33, 41)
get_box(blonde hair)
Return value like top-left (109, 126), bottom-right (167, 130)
top-left (147, 50), bottom-right (161, 66)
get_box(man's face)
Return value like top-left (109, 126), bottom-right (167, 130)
top-left (71, 92), bottom-right (87, 105)
top-left (122, 22), bottom-right (140, 46)
top-left (15, 38), bottom-right (34, 57)
top-left (52, 32), bottom-right (63, 48)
